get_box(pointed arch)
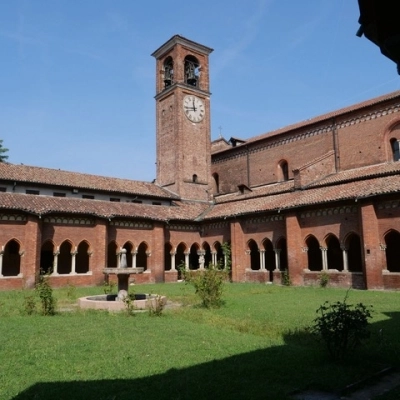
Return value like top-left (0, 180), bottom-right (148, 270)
top-left (107, 241), bottom-right (118, 269)
top-left (306, 235), bottom-right (322, 271)
top-left (276, 237), bottom-right (288, 271)
top-left (175, 242), bottom-right (187, 271)
top-left (189, 243), bottom-right (200, 270)
top-left (326, 234), bottom-right (343, 271)
top-left (277, 159), bottom-right (289, 182)
top-left (76, 240), bottom-right (90, 274)
top-left (184, 55), bottom-right (200, 87)
top-left (385, 230), bottom-right (400, 272)
top-left (248, 239), bottom-right (260, 270)
top-left (345, 233), bottom-right (363, 272)
top-left (58, 240), bottom-right (72, 274)
top-left (2, 239), bottom-right (21, 276)
top-left (202, 241), bottom-right (212, 268)
top-left (40, 240), bottom-right (55, 275)
top-left (137, 242), bottom-right (148, 271)
top-left (213, 241), bottom-right (224, 267)
top-left (212, 173), bottom-right (220, 194)
top-left (123, 241), bottom-right (134, 268)
top-left (262, 238), bottom-right (275, 278)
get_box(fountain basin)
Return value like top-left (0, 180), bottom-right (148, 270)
top-left (78, 293), bottom-right (167, 312)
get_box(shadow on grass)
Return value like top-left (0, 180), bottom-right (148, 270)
top-left (11, 312), bottom-right (400, 400)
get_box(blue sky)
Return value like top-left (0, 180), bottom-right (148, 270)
top-left (1, 0), bottom-right (399, 182)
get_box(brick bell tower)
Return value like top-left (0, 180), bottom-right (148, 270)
top-left (151, 35), bottom-right (213, 202)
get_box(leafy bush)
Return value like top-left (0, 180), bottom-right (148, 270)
top-left (181, 263), bottom-right (229, 308)
top-left (281, 269), bottom-right (291, 286)
top-left (103, 280), bottom-right (116, 294)
top-left (312, 294), bottom-right (372, 360)
top-left (36, 273), bottom-right (56, 316)
top-left (22, 293), bottom-right (37, 315)
top-left (319, 272), bottom-right (330, 288)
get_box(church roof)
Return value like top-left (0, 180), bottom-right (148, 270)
top-left (0, 192), bottom-right (208, 221)
top-left (212, 90), bottom-right (400, 155)
top-left (0, 163), bottom-right (178, 200)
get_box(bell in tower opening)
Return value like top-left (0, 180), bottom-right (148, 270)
top-left (163, 57), bottom-right (173, 88)
top-left (184, 55), bottom-right (199, 87)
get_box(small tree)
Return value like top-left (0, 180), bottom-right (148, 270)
top-left (181, 242), bottom-right (231, 308)
top-left (0, 140), bottom-right (9, 162)
top-left (312, 293), bottom-right (372, 360)
top-left (36, 273), bottom-right (56, 316)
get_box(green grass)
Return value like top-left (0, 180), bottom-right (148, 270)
top-left (0, 283), bottom-right (399, 400)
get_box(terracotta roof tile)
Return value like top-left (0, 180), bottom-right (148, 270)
top-left (0, 192), bottom-right (209, 221)
top-left (204, 174), bottom-right (400, 219)
top-left (0, 163), bottom-right (178, 199)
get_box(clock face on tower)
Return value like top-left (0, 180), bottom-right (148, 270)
top-left (183, 95), bottom-right (205, 123)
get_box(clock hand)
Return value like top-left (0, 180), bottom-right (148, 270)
top-left (192, 99), bottom-right (197, 112)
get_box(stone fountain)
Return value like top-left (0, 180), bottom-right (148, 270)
top-left (78, 249), bottom-right (166, 311)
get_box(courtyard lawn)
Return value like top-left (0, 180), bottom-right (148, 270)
top-left (0, 283), bottom-right (399, 400)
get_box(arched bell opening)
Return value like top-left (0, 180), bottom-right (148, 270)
top-left (184, 55), bottom-right (200, 87)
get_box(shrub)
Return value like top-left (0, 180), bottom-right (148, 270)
top-left (319, 272), bottom-right (330, 288)
top-left (312, 294), bottom-right (373, 360)
top-left (35, 273), bottom-right (56, 316)
top-left (281, 269), bottom-right (291, 286)
top-left (148, 295), bottom-right (165, 317)
top-left (181, 263), bottom-right (229, 308)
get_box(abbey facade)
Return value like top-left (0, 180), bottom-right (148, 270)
top-left (1, 35), bottom-right (400, 291)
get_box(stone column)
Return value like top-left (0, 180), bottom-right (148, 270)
top-left (321, 247), bottom-right (328, 270)
top-left (211, 251), bottom-right (217, 266)
top-left (53, 248), bottom-right (60, 275)
top-left (198, 251), bottom-right (205, 269)
top-left (184, 251), bottom-right (190, 270)
top-left (380, 244), bottom-right (387, 271)
top-left (341, 245), bottom-right (348, 271)
top-left (274, 248), bottom-right (281, 271)
top-left (132, 250), bottom-right (137, 269)
top-left (170, 251), bottom-right (176, 270)
top-left (116, 249), bottom-right (121, 268)
top-left (71, 248), bottom-right (78, 274)
top-left (259, 249), bottom-right (265, 270)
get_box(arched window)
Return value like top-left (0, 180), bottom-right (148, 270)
top-left (248, 239), bottom-right (260, 270)
top-left (76, 241), bottom-right (90, 274)
top-left (262, 239), bottom-right (275, 281)
top-left (192, 174), bottom-right (198, 183)
top-left (214, 241), bottom-right (225, 268)
top-left (326, 235), bottom-right (343, 271)
top-left (277, 160), bottom-right (289, 181)
top-left (212, 173), bottom-right (219, 194)
top-left (184, 55), bottom-right (200, 87)
top-left (175, 242), bottom-right (187, 278)
top-left (58, 241), bottom-right (72, 274)
top-left (306, 236), bottom-right (322, 271)
top-left (385, 230), bottom-right (400, 272)
top-left (2, 239), bottom-right (21, 276)
top-left (163, 56), bottom-right (174, 88)
top-left (390, 138), bottom-right (400, 161)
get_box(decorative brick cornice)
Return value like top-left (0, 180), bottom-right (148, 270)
top-left (204, 221), bottom-right (229, 230)
top-left (43, 216), bottom-right (95, 225)
top-left (377, 199), bottom-right (400, 210)
top-left (213, 102), bottom-right (400, 165)
top-left (245, 214), bottom-right (283, 224)
top-left (300, 206), bottom-right (357, 219)
top-left (169, 224), bottom-right (199, 231)
top-left (0, 213), bottom-right (27, 222)
top-left (111, 220), bottom-right (153, 229)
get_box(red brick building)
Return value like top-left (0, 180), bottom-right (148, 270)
top-left (1, 35), bottom-right (400, 291)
